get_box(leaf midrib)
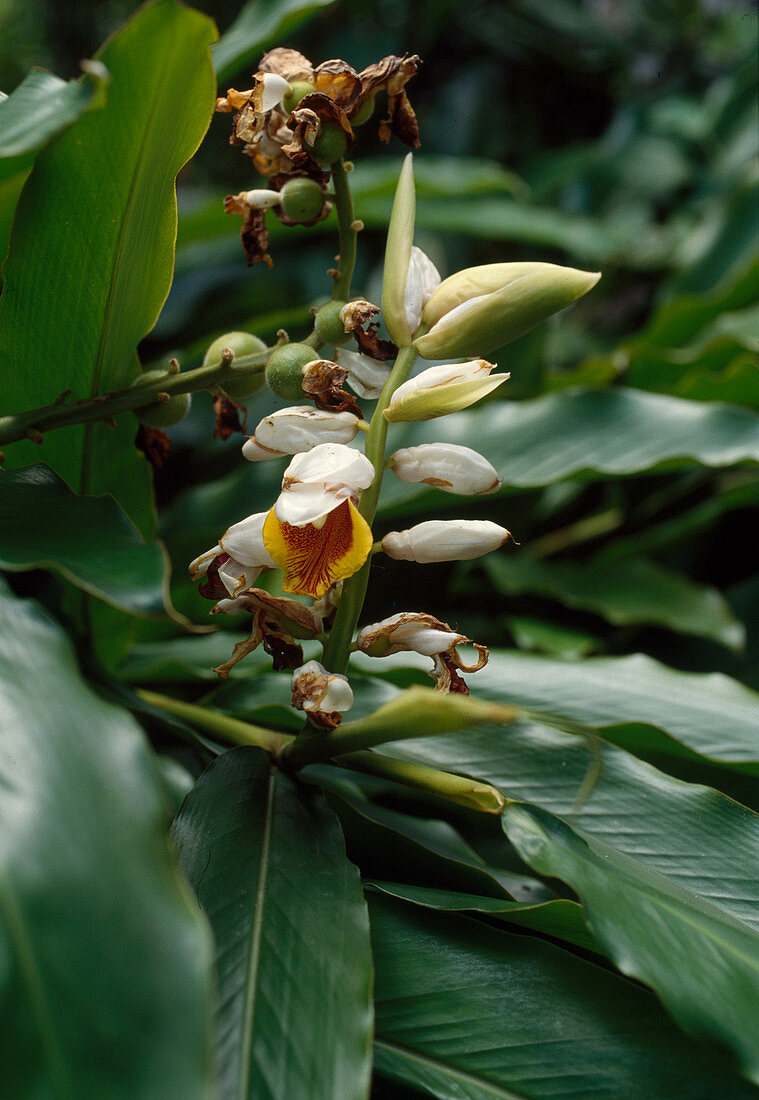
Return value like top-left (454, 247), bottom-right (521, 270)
top-left (374, 1037), bottom-right (530, 1099)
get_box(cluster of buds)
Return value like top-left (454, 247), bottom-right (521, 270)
top-left (192, 90), bottom-right (600, 727)
top-left (216, 48), bottom-right (420, 265)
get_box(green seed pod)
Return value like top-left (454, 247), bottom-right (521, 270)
top-left (351, 95), bottom-right (376, 127)
top-left (265, 343), bottom-right (317, 400)
top-left (132, 369), bottom-right (191, 428)
top-left (314, 300), bottom-right (349, 347)
top-left (282, 80), bottom-right (316, 113)
top-left (309, 124), bottom-right (348, 166)
top-left (203, 332), bottom-right (267, 399)
top-left (279, 178), bottom-right (325, 224)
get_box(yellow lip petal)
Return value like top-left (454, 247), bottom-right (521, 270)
top-left (263, 499), bottom-right (373, 598)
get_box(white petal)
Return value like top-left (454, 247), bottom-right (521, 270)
top-left (283, 442), bottom-right (374, 493)
top-left (319, 675), bottom-right (354, 713)
top-left (291, 660), bottom-right (353, 713)
top-left (217, 557), bottom-right (262, 597)
top-left (188, 544), bottom-right (222, 579)
top-left (403, 246), bottom-right (441, 333)
top-left (389, 359), bottom-right (493, 405)
top-left (389, 443), bottom-right (501, 495)
top-left (334, 348), bottom-right (392, 400)
top-left (381, 519), bottom-right (510, 562)
top-left (255, 406), bottom-right (358, 452)
top-left (242, 437), bottom-right (288, 462)
top-left (260, 72), bottom-right (291, 112)
top-left (220, 512), bottom-right (277, 567)
top-left (244, 188), bottom-right (282, 209)
top-left (273, 482), bottom-right (344, 527)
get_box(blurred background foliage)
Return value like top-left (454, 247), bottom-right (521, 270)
top-left (3, 0), bottom-right (757, 684)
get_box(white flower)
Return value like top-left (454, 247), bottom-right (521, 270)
top-left (334, 347), bottom-right (392, 400)
top-left (219, 512), bottom-right (277, 568)
top-left (262, 443), bottom-right (375, 598)
top-left (389, 443), bottom-right (501, 495)
top-left (381, 519), bottom-right (510, 562)
top-left (273, 442), bottom-right (375, 527)
top-left (259, 72), bottom-right (292, 113)
top-left (246, 406), bottom-right (359, 458)
top-left (403, 246), bottom-right (441, 334)
top-left (188, 542), bottom-right (264, 599)
top-left (356, 611), bottom-right (488, 694)
top-left (243, 188), bottom-right (283, 209)
top-left (291, 660), bottom-right (353, 727)
top-left (384, 359), bottom-right (508, 422)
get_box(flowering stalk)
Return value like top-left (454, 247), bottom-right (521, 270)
top-left (320, 342), bottom-right (418, 673)
top-left (330, 158), bottom-right (359, 301)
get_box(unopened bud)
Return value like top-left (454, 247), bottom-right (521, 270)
top-left (381, 153), bottom-right (416, 346)
top-left (382, 519), bottom-right (510, 562)
top-left (415, 262), bottom-right (601, 359)
top-left (389, 443), bottom-right (501, 495)
top-left (252, 406), bottom-right (359, 454)
top-left (383, 360), bottom-right (507, 422)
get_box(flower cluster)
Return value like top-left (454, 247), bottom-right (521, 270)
top-left (192, 106), bottom-right (600, 729)
top-left (216, 48), bottom-right (420, 264)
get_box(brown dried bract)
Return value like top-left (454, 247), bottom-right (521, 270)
top-left (359, 54), bottom-right (421, 147)
top-left (301, 359), bottom-right (362, 416)
top-left (260, 48), bottom-right (314, 82)
top-left (352, 321), bottom-right (398, 362)
top-left (135, 424), bottom-right (171, 468)
top-left (213, 392), bottom-right (248, 440)
top-left (211, 588), bottom-right (322, 678)
top-left (240, 206), bottom-right (272, 267)
top-left (197, 552), bottom-right (232, 600)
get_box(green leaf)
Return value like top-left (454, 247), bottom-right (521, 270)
top-left (213, 0), bottom-right (337, 85)
top-left (370, 895), bottom-right (758, 1099)
top-left (367, 881), bottom-right (599, 953)
top-left (0, 0), bottom-right (217, 536)
top-left (0, 463), bottom-right (168, 615)
top-left (482, 553), bottom-right (745, 650)
top-left (503, 801), bottom-right (759, 1085)
top-left (0, 66), bottom-right (106, 264)
top-left (387, 388), bottom-right (759, 491)
top-left (0, 579), bottom-right (214, 1097)
top-left (172, 746), bottom-right (373, 1100)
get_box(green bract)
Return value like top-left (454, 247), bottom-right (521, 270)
top-left (381, 152), bottom-right (416, 347)
top-left (415, 262), bottom-right (601, 359)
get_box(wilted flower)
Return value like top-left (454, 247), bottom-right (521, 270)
top-left (262, 443), bottom-right (375, 597)
top-left (382, 519), bottom-right (511, 562)
top-left (389, 443), bottom-right (501, 495)
top-left (334, 347), bottom-right (392, 399)
top-left (243, 406), bottom-right (360, 461)
top-left (357, 611), bottom-right (488, 694)
top-left (210, 590), bottom-right (323, 678)
top-left (383, 360), bottom-right (508, 422)
top-left (415, 262), bottom-right (601, 359)
top-left (291, 659), bottom-right (354, 727)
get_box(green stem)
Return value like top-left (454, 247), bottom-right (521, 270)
top-left (331, 159), bottom-right (358, 301)
top-left (321, 342), bottom-right (418, 673)
top-left (137, 690), bottom-right (290, 755)
top-left (0, 349), bottom-right (271, 449)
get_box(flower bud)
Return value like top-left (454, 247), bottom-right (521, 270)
top-left (383, 360), bottom-right (507, 422)
top-left (403, 246), bottom-right (441, 335)
top-left (243, 189), bottom-right (282, 209)
top-left (251, 406), bottom-right (359, 454)
top-left (131, 369), bottom-right (191, 428)
top-left (382, 519), bottom-right (510, 562)
top-left (265, 343), bottom-right (317, 400)
top-left (291, 660), bottom-right (353, 727)
top-left (415, 262), bottom-right (601, 359)
top-left (203, 332), bottom-right (267, 399)
top-left (381, 152), bottom-right (416, 346)
top-left (389, 443), bottom-right (501, 495)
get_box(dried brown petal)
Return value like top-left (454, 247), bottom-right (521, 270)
top-left (260, 48), bottom-right (314, 83)
top-left (239, 206), bottom-right (272, 267)
top-left (301, 359), bottom-right (349, 395)
top-left (313, 60), bottom-right (362, 111)
top-left (135, 424), bottom-right (171, 468)
top-left (198, 552), bottom-right (232, 600)
top-left (216, 88), bottom-right (254, 113)
top-left (352, 321), bottom-right (398, 362)
top-left (213, 392), bottom-right (248, 439)
top-left (313, 388), bottom-right (363, 417)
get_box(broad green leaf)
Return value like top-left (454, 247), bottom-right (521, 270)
top-left (172, 746), bottom-right (373, 1100)
top-left (0, 580), bottom-right (214, 1097)
top-left (0, 0), bottom-right (217, 536)
top-left (382, 718), bottom-right (759, 936)
top-left (481, 553), bottom-right (745, 650)
top-left (117, 633), bottom-right (267, 681)
top-left (370, 895), bottom-right (758, 1100)
top-left (351, 157), bottom-right (528, 201)
top-left (0, 66), bottom-right (106, 263)
top-left (505, 615), bottom-right (602, 658)
top-left (503, 802), bottom-right (759, 1084)
top-left (387, 388), bottom-right (759, 491)
top-left (367, 881), bottom-right (599, 953)
top-left (0, 463), bottom-right (168, 615)
top-left (213, 0), bottom-right (336, 84)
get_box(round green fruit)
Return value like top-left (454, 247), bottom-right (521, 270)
top-left (314, 300), bottom-right (349, 347)
top-left (282, 81), bottom-right (316, 113)
top-left (309, 124), bottom-right (348, 166)
top-left (132, 369), bottom-right (191, 428)
top-left (265, 343), bottom-right (316, 400)
top-left (351, 95), bottom-right (376, 127)
top-left (279, 178), bottom-right (325, 224)
top-left (203, 331), bottom-right (267, 399)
